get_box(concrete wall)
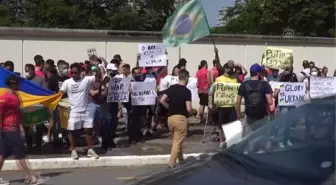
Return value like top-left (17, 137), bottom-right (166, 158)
top-left (0, 27), bottom-right (335, 77)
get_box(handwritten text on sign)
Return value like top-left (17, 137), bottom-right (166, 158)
top-left (107, 77), bottom-right (131, 102)
top-left (261, 47), bottom-right (293, 70)
top-left (131, 82), bottom-right (157, 106)
top-left (138, 43), bottom-right (167, 67)
top-left (278, 83), bottom-right (306, 106)
top-left (310, 77), bottom-right (336, 98)
top-left (214, 83), bottom-right (240, 107)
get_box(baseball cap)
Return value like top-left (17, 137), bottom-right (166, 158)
top-left (250, 63), bottom-right (265, 73)
top-left (106, 63), bottom-right (118, 71)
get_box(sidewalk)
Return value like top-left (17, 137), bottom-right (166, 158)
top-left (3, 122), bottom-right (219, 171)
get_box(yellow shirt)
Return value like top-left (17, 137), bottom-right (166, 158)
top-left (211, 75), bottom-right (239, 107)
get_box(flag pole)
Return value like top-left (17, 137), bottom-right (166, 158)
top-left (199, 0), bottom-right (216, 49)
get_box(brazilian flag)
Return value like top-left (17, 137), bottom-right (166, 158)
top-left (162, 0), bottom-right (210, 47)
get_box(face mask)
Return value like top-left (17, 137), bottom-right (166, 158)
top-left (133, 74), bottom-right (142, 81)
top-left (25, 72), bottom-right (31, 78)
top-left (227, 68), bottom-right (234, 75)
top-left (272, 71), bottom-right (278, 78)
top-left (311, 72), bottom-right (318, 76)
top-left (62, 69), bottom-right (68, 76)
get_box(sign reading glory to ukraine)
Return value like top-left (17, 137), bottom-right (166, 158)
top-left (214, 83), bottom-right (240, 107)
top-left (261, 47), bottom-right (293, 70)
top-left (138, 44), bottom-right (167, 67)
top-left (278, 83), bottom-right (306, 106)
top-left (162, 0), bottom-right (210, 47)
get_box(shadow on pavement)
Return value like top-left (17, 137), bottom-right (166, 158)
top-left (126, 153), bottom-right (214, 185)
top-left (9, 171), bottom-right (70, 183)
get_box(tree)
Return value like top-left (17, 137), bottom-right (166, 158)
top-left (0, 0), bottom-right (175, 31)
top-left (213, 0), bottom-right (335, 37)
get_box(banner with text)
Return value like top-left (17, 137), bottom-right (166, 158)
top-left (261, 47), bottom-right (293, 70)
top-left (214, 83), bottom-right (240, 107)
top-left (131, 82), bottom-right (157, 105)
top-left (138, 43), bottom-right (167, 67)
top-left (169, 76), bottom-right (198, 100)
top-left (107, 77), bottom-right (131, 102)
top-left (278, 83), bottom-right (306, 106)
top-left (310, 77), bottom-right (336, 98)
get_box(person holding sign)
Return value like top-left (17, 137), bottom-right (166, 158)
top-left (160, 69), bottom-right (192, 168)
top-left (208, 63), bottom-right (239, 148)
top-left (236, 64), bottom-right (273, 136)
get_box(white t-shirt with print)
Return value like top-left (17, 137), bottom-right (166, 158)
top-left (60, 76), bottom-right (95, 113)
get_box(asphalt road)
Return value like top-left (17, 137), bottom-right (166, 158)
top-left (0, 165), bottom-right (167, 185)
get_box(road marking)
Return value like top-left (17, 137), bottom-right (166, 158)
top-left (116, 176), bottom-right (150, 180)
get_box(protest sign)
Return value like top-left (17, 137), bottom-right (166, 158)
top-left (186, 78), bottom-right (198, 100)
top-left (138, 43), bottom-right (167, 67)
top-left (168, 76), bottom-right (198, 100)
top-left (261, 47), bottom-right (293, 70)
top-left (214, 83), bottom-right (240, 107)
top-left (222, 120), bottom-right (243, 147)
top-left (278, 83), bottom-right (306, 106)
top-left (310, 77), bottom-right (336, 98)
top-left (87, 48), bottom-right (97, 57)
top-left (107, 77), bottom-right (131, 102)
top-left (131, 82), bottom-right (157, 105)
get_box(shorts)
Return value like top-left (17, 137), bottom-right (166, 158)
top-left (0, 131), bottom-right (26, 159)
top-left (68, 110), bottom-right (94, 131)
top-left (217, 107), bottom-right (237, 127)
top-left (198, 93), bottom-right (208, 106)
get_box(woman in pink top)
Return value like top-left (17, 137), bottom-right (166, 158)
top-left (196, 60), bottom-right (210, 123)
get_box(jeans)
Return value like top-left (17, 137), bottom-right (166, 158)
top-left (101, 102), bottom-right (118, 149)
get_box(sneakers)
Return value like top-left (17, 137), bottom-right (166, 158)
top-left (71, 150), bottom-right (79, 160)
top-left (87, 149), bottom-right (99, 159)
top-left (71, 149), bottom-right (99, 159)
top-left (0, 178), bottom-right (9, 185)
top-left (25, 175), bottom-right (50, 185)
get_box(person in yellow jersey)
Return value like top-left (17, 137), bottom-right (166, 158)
top-left (208, 63), bottom-right (239, 149)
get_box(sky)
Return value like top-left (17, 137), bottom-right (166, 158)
top-left (201, 0), bottom-right (235, 26)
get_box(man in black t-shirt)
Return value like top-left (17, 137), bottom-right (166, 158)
top-left (236, 64), bottom-right (273, 136)
top-left (160, 69), bottom-right (192, 168)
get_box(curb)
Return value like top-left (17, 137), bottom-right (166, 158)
top-left (2, 153), bottom-right (215, 171)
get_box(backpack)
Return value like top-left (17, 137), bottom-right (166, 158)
top-left (245, 81), bottom-right (264, 108)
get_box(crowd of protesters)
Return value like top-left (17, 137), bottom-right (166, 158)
top-left (0, 49), bottom-right (335, 170)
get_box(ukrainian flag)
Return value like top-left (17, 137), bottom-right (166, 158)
top-left (0, 67), bottom-right (62, 110)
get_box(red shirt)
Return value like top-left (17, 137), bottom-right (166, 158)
top-left (0, 91), bottom-right (21, 132)
top-left (196, 68), bottom-right (209, 94)
top-left (34, 66), bottom-right (45, 78)
top-left (211, 67), bottom-right (219, 79)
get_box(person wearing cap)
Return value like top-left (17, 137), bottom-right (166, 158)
top-left (236, 63), bottom-right (273, 136)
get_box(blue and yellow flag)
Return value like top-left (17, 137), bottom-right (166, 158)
top-left (0, 67), bottom-right (62, 110)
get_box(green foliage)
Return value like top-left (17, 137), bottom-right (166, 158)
top-left (214, 0), bottom-right (335, 37)
top-left (0, 0), bottom-right (175, 31)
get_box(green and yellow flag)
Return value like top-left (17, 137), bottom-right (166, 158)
top-left (162, 0), bottom-right (210, 47)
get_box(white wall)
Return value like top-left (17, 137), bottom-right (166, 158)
top-left (0, 37), bottom-right (335, 77)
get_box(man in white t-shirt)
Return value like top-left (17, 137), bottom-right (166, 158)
top-left (59, 63), bottom-right (99, 160)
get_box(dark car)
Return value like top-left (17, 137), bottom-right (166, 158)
top-left (132, 95), bottom-right (335, 185)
